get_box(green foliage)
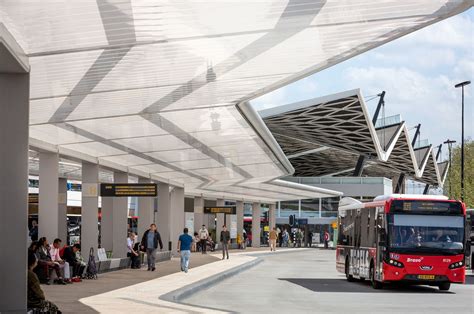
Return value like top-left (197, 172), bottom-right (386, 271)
top-left (445, 140), bottom-right (473, 207)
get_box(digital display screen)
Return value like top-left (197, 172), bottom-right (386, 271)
top-left (204, 206), bottom-right (236, 214)
top-left (390, 200), bottom-right (462, 214)
top-left (100, 183), bottom-right (157, 197)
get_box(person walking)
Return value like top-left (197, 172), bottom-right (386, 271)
top-left (140, 224), bottom-right (163, 271)
top-left (198, 225), bottom-right (209, 254)
top-left (177, 228), bottom-right (193, 273)
top-left (324, 230), bottom-right (330, 249)
top-left (242, 230), bottom-right (247, 249)
top-left (282, 229), bottom-right (289, 247)
top-left (269, 227), bottom-right (278, 252)
top-left (220, 225), bottom-right (230, 260)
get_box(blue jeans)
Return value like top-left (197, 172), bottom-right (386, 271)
top-left (180, 250), bottom-right (191, 271)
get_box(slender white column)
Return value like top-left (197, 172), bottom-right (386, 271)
top-left (170, 187), bottom-right (185, 254)
top-left (137, 178), bottom-right (154, 242)
top-left (100, 196), bottom-right (113, 251)
top-left (236, 201), bottom-right (244, 240)
top-left (252, 202), bottom-right (261, 247)
top-left (216, 198), bottom-right (225, 247)
top-left (58, 178), bottom-right (68, 244)
top-left (157, 182), bottom-right (170, 250)
top-left (0, 72), bottom-right (29, 312)
top-left (193, 196), bottom-right (204, 232)
top-left (112, 171), bottom-right (128, 258)
top-left (39, 152), bottom-right (59, 241)
top-left (269, 203), bottom-right (276, 230)
top-left (81, 162), bottom-right (99, 262)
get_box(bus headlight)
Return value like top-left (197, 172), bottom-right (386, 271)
top-left (386, 259), bottom-right (404, 268)
top-left (449, 261), bottom-right (464, 269)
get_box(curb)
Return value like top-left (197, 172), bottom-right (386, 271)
top-left (160, 257), bottom-right (263, 303)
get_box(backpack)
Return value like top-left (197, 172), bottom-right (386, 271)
top-left (85, 247), bottom-right (98, 279)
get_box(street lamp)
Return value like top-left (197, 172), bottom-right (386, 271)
top-left (454, 80), bottom-right (471, 202)
top-left (443, 139), bottom-right (456, 198)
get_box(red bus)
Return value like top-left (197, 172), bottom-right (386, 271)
top-left (336, 194), bottom-right (468, 291)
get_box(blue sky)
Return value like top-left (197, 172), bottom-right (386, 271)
top-left (252, 8), bottom-right (473, 161)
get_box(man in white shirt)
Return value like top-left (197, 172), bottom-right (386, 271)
top-left (199, 225), bottom-right (209, 254)
top-left (127, 232), bottom-right (140, 269)
top-left (49, 238), bottom-right (71, 283)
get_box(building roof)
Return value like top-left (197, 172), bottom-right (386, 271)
top-left (1, 0), bottom-right (470, 201)
top-left (261, 89), bottom-right (449, 187)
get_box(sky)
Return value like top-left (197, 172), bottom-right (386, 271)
top-left (251, 8), bottom-right (474, 162)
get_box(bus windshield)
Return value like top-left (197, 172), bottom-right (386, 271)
top-left (388, 214), bottom-right (464, 254)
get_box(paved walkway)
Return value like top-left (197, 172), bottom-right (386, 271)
top-left (44, 247), bottom-right (294, 313)
top-left (43, 253), bottom-right (219, 313)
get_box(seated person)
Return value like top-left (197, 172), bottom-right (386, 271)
top-left (127, 232), bottom-right (140, 269)
top-left (49, 238), bottom-right (72, 283)
top-left (37, 237), bottom-right (66, 285)
top-left (28, 251), bottom-right (62, 313)
top-left (63, 244), bottom-right (85, 281)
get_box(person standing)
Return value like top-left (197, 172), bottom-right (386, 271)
top-left (269, 227), bottom-right (278, 252)
top-left (140, 224), bottom-right (163, 271)
top-left (242, 230), bottom-right (247, 249)
top-left (177, 228), bottom-right (193, 273)
top-left (220, 225), bottom-right (230, 260)
top-left (324, 230), bottom-right (330, 249)
top-left (198, 225), bottom-right (209, 254)
top-left (308, 231), bottom-right (313, 248)
top-left (29, 220), bottom-right (39, 242)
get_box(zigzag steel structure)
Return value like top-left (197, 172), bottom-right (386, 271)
top-left (260, 89), bottom-right (449, 187)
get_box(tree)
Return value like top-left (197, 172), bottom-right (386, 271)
top-left (445, 140), bottom-right (473, 208)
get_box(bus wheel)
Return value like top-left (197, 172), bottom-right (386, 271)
top-left (439, 282), bottom-right (450, 291)
top-left (370, 263), bottom-right (383, 289)
top-left (345, 257), bottom-right (354, 282)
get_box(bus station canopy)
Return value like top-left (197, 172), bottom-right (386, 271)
top-left (1, 0), bottom-right (468, 201)
top-left (260, 89), bottom-right (449, 187)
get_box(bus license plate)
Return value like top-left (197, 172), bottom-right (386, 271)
top-left (417, 275), bottom-right (435, 280)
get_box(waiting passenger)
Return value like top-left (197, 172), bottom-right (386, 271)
top-left (29, 220), bottom-right (39, 242)
top-left (27, 252), bottom-right (61, 313)
top-left (49, 238), bottom-right (71, 283)
top-left (63, 244), bottom-right (85, 280)
top-left (127, 232), bottom-right (140, 269)
top-left (37, 237), bottom-right (65, 285)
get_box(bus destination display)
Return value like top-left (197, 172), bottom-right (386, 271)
top-left (391, 200), bottom-right (462, 214)
top-left (100, 183), bottom-right (157, 197)
top-left (204, 206), bottom-right (236, 214)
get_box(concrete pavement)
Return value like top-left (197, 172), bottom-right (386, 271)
top-left (184, 249), bottom-right (474, 314)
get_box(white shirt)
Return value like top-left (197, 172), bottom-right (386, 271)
top-left (127, 237), bottom-right (135, 253)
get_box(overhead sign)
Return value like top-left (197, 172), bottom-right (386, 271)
top-left (297, 218), bottom-right (308, 225)
top-left (100, 183), bottom-right (157, 197)
top-left (204, 206), bottom-right (236, 214)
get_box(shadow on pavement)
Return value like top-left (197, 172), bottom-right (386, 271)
top-left (279, 278), bottom-right (455, 294)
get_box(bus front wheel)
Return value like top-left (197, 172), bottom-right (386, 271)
top-left (370, 263), bottom-right (383, 289)
top-left (439, 282), bottom-right (450, 291)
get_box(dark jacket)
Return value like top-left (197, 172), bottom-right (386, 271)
top-left (29, 226), bottom-right (38, 242)
top-left (220, 230), bottom-right (230, 243)
top-left (63, 246), bottom-right (78, 265)
top-left (28, 270), bottom-right (45, 308)
top-left (37, 246), bottom-right (52, 262)
top-left (140, 230), bottom-right (163, 250)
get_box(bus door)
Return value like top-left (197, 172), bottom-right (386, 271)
top-left (374, 207), bottom-right (385, 281)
